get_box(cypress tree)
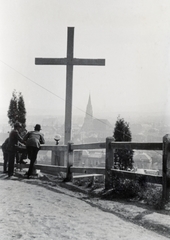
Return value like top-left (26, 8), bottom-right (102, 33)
top-left (7, 90), bottom-right (26, 128)
top-left (7, 90), bottom-right (18, 127)
top-left (18, 92), bottom-right (26, 128)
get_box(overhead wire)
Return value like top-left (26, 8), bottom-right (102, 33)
top-left (0, 59), bottom-right (116, 130)
top-left (0, 59), bottom-right (145, 139)
top-left (0, 60), bottom-right (64, 101)
top-left (1, 61), bottom-right (163, 171)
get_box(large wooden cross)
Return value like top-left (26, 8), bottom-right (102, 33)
top-left (35, 27), bottom-right (105, 144)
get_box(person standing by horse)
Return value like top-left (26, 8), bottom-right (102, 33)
top-left (23, 124), bottom-right (45, 178)
top-left (7, 122), bottom-right (24, 178)
top-left (1, 137), bottom-right (9, 173)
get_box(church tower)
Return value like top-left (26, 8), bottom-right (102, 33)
top-left (85, 94), bottom-right (93, 120)
top-left (81, 94), bottom-right (93, 131)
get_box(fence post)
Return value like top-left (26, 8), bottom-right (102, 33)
top-left (51, 151), bottom-right (56, 165)
top-left (65, 141), bottom-right (74, 182)
top-left (51, 150), bottom-right (65, 166)
top-left (105, 137), bottom-right (114, 190)
top-left (162, 134), bottom-right (170, 203)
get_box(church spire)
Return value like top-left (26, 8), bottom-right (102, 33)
top-left (85, 94), bottom-right (93, 119)
top-left (81, 94), bottom-right (93, 131)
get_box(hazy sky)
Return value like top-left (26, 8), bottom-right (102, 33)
top-left (1, 0), bottom-right (170, 122)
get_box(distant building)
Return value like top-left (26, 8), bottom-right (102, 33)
top-left (133, 151), bottom-right (152, 169)
top-left (80, 95), bottom-right (113, 143)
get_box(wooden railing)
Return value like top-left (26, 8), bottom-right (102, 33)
top-left (105, 136), bottom-right (170, 203)
top-left (1, 134), bottom-right (170, 203)
top-left (36, 142), bottom-right (106, 177)
top-left (37, 145), bottom-right (68, 175)
top-left (105, 137), bottom-right (163, 190)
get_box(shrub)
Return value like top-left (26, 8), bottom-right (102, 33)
top-left (142, 184), bottom-right (163, 209)
top-left (102, 178), bottom-right (163, 209)
top-left (113, 117), bottom-right (133, 170)
top-left (112, 177), bottom-right (146, 199)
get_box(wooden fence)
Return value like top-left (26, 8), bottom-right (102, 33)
top-left (0, 134), bottom-right (170, 203)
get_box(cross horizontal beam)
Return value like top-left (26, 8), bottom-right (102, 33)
top-left (35, 58), bottom-right (105, 66)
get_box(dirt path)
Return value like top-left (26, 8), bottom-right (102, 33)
top-left (0, 177), bottom-right (169, 240)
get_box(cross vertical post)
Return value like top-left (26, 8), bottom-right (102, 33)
top-left (65, 27), bottom-right (74, 144)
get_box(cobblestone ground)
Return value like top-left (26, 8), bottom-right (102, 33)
top-left (0, 178), bottom-right (169, 240)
